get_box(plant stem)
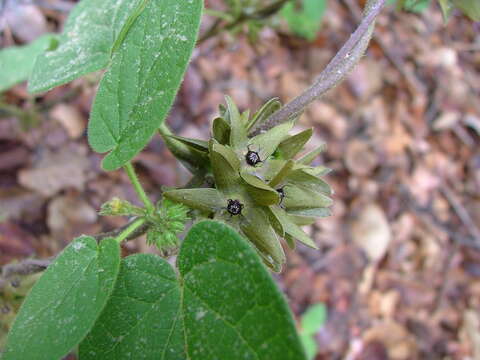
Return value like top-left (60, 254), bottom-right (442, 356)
top-left (252, 0), bottom-right (386, 134)
top-left (124, 162), bottom-right (155, 214)
top-left (198, 0), bottom-right (291, 44)
top-left (114, 217), bottom-right (146, 244)
top-left (158, 122), bottom-right (173, 137)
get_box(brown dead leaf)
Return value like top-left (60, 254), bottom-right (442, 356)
top-left (351, 204), bottom-right (391, 262)
top-left (18, 145), bottom-right (90, 197)
top-left (47, 194), bottom-right (98, 242)
top-left (345, 140), bottom-right (378, 176)
top-left (0, 223), bottom-right (35, 265)
top-left (0, 187), bottom-right (45, 222)
top-left (3, 4), bottom-right (47, 42)
top-left (363, 320), bottom-right (417, 360)
top-left (50, 104), bottom-right (86, 139)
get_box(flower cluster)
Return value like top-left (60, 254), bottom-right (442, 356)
top-left (164, 97), bottom-right (332, 271)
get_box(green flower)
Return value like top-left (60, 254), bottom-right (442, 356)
top-left (163, 97), bottom-right (332, 271)
top-left (146, 199), bottom-right (189, 256)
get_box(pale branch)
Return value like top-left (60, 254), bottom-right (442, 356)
top-left (0, 218), bottom-right (150, 279)
top-left (253, 0), bottom-right (386, 134)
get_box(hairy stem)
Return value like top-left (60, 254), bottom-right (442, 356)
top-left (124, 162), bottom-right (155, 214)
top-left (253, 0), bottom-right (386, 133)
top-left (114, 217), bottom-right (146, 243)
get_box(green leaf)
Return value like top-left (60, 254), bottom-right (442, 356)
top-left (286, 169), bottom-right (332, 195)
top-left (79, 253), bottom-right (183, 359)
top-left (278, 129), bottom-right (313, 160)
top-left (301, 303), bottom-right (327, 335)
top-left (453, 0), bottom-right (480, 20)
top-left (250, 121), bottom-right (294, 161)
top-left (247, 97), bottom-right (282, 132)
top-left (298, 144), bottom-right (327, 165)
top-left (287, 207), bottom-right (332, 218)
top-left (438, 0), bottom-right (455, 20)
top-left (3, 236), bottom-right (120, 360)
top-left (283, 185), bottom-right (333, 210)
top-left (392, 0), bottom-right (431, 12)
top-left (281, 0), bottom-right (327, 41)
top-left (0, 35), bottom-right (57, 93)
top-left (165, 135), bottom-right (209, 152)
top-left (226, 96), bottom-right (248, 148)
top-left (210, 142), bottom-right (241, 192)
top-left (300, 334), bottom-right (317, 360)
top-left (87, 0), bottom-right (203, 170)
top-left (269, 206), bottom-right (318, 249)
top-left (28, 0), bottom-right (142, 93)
top-left (164, 188), bottom-right (225, 213)
top-left (212, 117), bottom-right (231, 145)
top-left (80, 221), bottom-right (306, 359)
top-left (240, 171), bottom-right (280, 206)
top-left (242, 208), bottom-right (286, 267)
top-left (268, 160), bottom-right (295, 188)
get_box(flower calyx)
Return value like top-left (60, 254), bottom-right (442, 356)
top-left (164, 96), bottom-right (333, 272)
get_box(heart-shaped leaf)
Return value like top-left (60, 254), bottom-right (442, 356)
top-left (28, 0), bottom-right (142, 93)
top-left (80, 221), bottom-right (306, 360)
top-left (3, 236), bottom-right (120, 360)
top-left (88, 0), bottom-right (202, 170)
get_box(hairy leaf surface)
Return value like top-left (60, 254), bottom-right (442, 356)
top-left (3, 237), bottom-right (120, 360)
top-left (28, 0), bottom-right (143, 93)
top-left (80, 221), bottom-right (306, 360)
top-left (88, 0), bottom-right (202, 170)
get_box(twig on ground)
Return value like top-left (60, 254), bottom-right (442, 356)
top-left (253, 0), bottom-right (386, 134)
top-left (0, 218), bottom-right (150, 278)
top-left (342, 0), bottom-right (426, 98)
top-left (440, 182), bottom-right (480, 243)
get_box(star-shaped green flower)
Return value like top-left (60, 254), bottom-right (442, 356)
top-left (164, 97), bottom-right (332, 271)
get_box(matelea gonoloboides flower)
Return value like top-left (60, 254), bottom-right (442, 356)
top-left (164, 96), bottom-right (333, 272)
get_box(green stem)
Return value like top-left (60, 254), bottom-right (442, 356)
top-left (158, 122), bottom-right (173, 137)
top-left (124, 162), bottom-right (155, 214)
top-left (114, 217), bottom-right (146, 244)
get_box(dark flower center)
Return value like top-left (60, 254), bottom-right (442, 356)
top-left (245, 150), bottom-right (261, 166)
top-left (227, 199), bottom-right (243, 216)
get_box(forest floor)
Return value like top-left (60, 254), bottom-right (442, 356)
top-left (1, 0), bottom-right (480, 359)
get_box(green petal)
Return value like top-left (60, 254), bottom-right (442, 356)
top-left (268, 160), bottom-right (295, 189)
top-left (212, 117), bottom-right (231, 145)
top-left (283, 185), bottom-right (333, 210)
top-left (161, 133), bottom-right (209, 173)
top-left (210, 142), bottom-right (241, 192)
top-left (241, 208), bottom-right (286, 267)
top-left (225, 96), bottom-right (247, 148)
top-left (263, 159), bottom-right (289, 182)
top-left (163, 188), bottom-right (224, 213)
top-left (270, 206), bottom-right (318, 249)
top-left (240, 171), bottom-right (279, 206)
top-left (288, 214), bottom-right (316, 226)
top-left (287, 207), bottom-right (332, 218)
top-left (298, 144), bottom-right (327, 165)
top-left (278, 128), bottom-right (313, 160)
top-left (286, 169), bottom-right (332, 195)
top-left (164, 135), bottom-right (209, 152)
top-left (266, 206), bottom-right (285, 237)
top-left (306, 166), bottom-right (332, 176)
top-left (284, 234), bottom-right (296, 250)
top-left (249, 121), bottom-right (293, 160)
top-left (246, 97), bottom-right (282, 132)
